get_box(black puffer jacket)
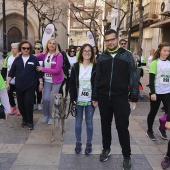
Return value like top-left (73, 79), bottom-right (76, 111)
top-left (69, 62), bottom-right (96, 102)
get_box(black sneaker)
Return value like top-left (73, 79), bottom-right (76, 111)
top-left (123, 157), bottom-right (131, 170)
top-left (21, 122), bottom-right (27, 128)
top-left (146, 131), bottom-right (156, 141)
top-left (99, 148), bottom-right (111, 162)
top-left (85, 143), bottom-right (92, 155)
top-left (28, 124), bottom-right (34, 130)
top-left (157, 127), bottom-right (167, 140)
top-left (75, 142), bottom-right (82, 154)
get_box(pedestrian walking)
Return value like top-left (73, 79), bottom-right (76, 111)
top-left (33, 43), bottom-right (43, 111)
top-left (69, 43), bottom-right (96, 155)
top-left (6, 40), bottom-right (43, 130)
top-left (0, 74), bottom-right (10, 120)
top-left (2, 43), bottom-right (20, 115)
top-left (36, 37), bottom-right (64, 125)
top-left (92, 29), bottom-right (138, 170)
top-left (146, 42), bottom-right (170, 141)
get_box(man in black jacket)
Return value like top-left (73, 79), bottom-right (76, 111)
top-left (92, 29), bottom-right (138, 170)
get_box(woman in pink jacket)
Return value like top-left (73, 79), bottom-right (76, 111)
top-left (36, 37), bottom-right (64, 124)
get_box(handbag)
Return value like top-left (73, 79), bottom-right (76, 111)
top-left (0, 104), bottom-right (6, 119)
top-left (159, 114), bottom-right (167, 131)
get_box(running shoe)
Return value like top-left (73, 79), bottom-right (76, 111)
top-left (85, 143), bottom-right (92, 155)
top-left (17, 109), bottom-right (20, 116)
top-left (161, 156), bottom-right (170, 169)
top-left (10, 106), bottom-right (16, 115)
top-left (75, 142), bottom-right (82, 154)
top-left (146, 131), bottom-right (156, 141)
top-left (157, 127), bottom-right (167, 140)
top-left (99, 148), bottom-right (111, 162)
top-left (123, 157), bottom-right (131, 170)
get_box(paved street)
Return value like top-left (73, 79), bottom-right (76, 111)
top-left (0, 70), bottom-right (169, 170)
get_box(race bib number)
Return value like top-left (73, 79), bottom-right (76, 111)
top-left (45, 73), bottom-right (52, 78)
top-left (79, 88), bottom-right (91, 99)
top-left (160, 77), bottom-right (170, 85)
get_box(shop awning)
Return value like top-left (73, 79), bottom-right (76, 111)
top-left (150, 18), bottom-right (170, 28)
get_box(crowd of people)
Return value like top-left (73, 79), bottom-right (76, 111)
top-left (0, 29), bottom-right (170, 170)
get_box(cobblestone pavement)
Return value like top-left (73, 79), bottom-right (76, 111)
top-left (0, 70), bottom-right (169, 170)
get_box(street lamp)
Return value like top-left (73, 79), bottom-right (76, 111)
top-left (41, 14), bottom-right (46, 38)
top-left (102, 17), bottom-right (108, 52)
top-left (127, 0), bottom-right (133, 50)
top-left (2, 0), bottom-right (7, 58)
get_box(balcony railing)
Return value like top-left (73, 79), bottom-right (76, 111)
top-left (126, 2), bottom-right (159, 28)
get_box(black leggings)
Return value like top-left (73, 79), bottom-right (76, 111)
top-left (8, 84), bottom-right (16, 107)
top-left (147, 93), bottom-right (170, 132)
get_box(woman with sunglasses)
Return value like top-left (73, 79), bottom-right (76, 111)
top-left (36, 37), bottom-right (64, 125)
top-left (33, 43), bottom-right (43, 111)
top-left (63, 47), bottom-right (77, 99)
top-left (69, 44), bottom-right (96, 155)
top-left (6, 40), bottom-right (43, 130)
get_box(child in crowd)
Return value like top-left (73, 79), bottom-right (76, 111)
top-left (146, 42), bottom-right (170, 143)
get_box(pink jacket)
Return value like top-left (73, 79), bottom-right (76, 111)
top-left (36, 52), bottom-right (64, 84)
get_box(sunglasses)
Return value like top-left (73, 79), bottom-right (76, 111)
top-left (120, 43), bottom-right (126, 45)
top-left (22, 47), bottom-right (30, 50)
top-left (35, 48), bottom-right (40, 50)
top-left (70, 50), bottom-right (75, 52)
top-left (47, 55), bottom-right (50, 63)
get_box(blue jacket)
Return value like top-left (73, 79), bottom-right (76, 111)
top-left (8, 54), bottom-right (43, 91)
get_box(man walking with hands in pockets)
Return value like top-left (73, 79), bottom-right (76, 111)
top-left (92, 29), bottom-right (138, 170)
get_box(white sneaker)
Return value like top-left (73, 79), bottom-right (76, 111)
top-left (42, 116), bottom-right (48, 124)
top-left (34, 104), bottom-right (37, 110)
top-left (48, 118), bottom-right (53, 125)
top-left (38, 104), bottom-right (42, 111)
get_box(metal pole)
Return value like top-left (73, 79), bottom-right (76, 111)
top-left (103, 26), bottom-right (105, 52)
top-left (2, 0), bottom-right (7, 58)
top-left (127, 0), bottom-right (133, 50)
top-left (24, 0), bottom-right (28, 40)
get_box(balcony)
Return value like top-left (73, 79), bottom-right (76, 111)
top-left (126, 2), bottom-right (159, 28)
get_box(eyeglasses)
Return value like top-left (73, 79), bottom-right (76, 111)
top-left (83, 50), bottom-right (91, 54)
top-left (35, 48), bottom-right (40, 50)
top-left (47, 55), bottom-right (50, 63)
top-left (70, 50), bottom-right (75, 52)
top-left (104, 37), bottom-right (117, 43)
top-left (22, 47), bottom-right (30, 50)
top-left (120, 43), bottom-right (126, 45)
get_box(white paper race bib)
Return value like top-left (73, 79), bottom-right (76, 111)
top-left (160, 77), bottom-right (170, 85)
top-left (78, 88), bottom-right (91, 101)
top-left (45, 73), bottom-right (52, 79)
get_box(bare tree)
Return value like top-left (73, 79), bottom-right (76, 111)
top-left (27, 0), bottom-right (67, 39)
top-left (68, 0), bottom-right (103, 46)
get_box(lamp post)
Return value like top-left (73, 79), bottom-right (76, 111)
top-left (41, 14), bottom-right (46, 38)
top-left (24, 0), bottom-right (28, 40)
top-left (102, 17), bottom-right (108, 52)
top-left (127, 0), bottom-right (133, 50)
top-left (2, 0), bottom-right (7, 58)
top-left (70, 38), bottom-right (74, 46)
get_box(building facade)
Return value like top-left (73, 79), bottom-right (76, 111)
top-left (69, 0), bottom-right (105, 51)
top-left (0, 0), bottom-right (68, 52)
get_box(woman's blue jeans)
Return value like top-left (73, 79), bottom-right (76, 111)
top-left (75, 105), bottom-right (95, 143)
